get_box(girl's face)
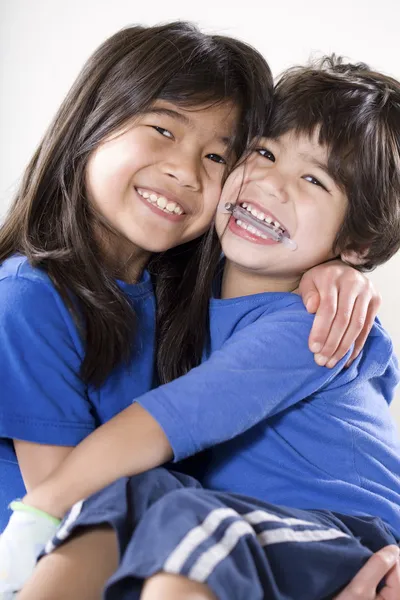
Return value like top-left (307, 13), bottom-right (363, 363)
top-left (216, 130), bottom-right (348, 290)
top-left (86, 100), bottom-right (238, 257)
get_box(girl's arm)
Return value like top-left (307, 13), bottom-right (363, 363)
top-left (14, 441), bottom-right (73, 491)
top-left (299, 260), bottom-right (381, 368)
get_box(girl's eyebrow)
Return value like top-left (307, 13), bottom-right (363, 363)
top-left (146, 107), bottom-right (231, 147)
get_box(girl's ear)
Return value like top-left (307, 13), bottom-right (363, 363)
top-left (340, 248), bottom-right (369, 266)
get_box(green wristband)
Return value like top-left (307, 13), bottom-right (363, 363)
top-left (10, 500), bottom-right (61, 526)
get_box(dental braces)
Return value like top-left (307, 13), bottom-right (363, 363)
top-left (221, 202), bottom-right (297, 251)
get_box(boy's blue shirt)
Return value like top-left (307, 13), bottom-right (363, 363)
top-left (0, 254), bottom-right (156, 531)
top-left (139, 290), bottom-right (400, 536)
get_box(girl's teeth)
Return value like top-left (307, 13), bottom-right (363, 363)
top-left (237, 219), bottom-right (243, 226)
top-left (246, 205), bottom-right (252, 212)
top-left (258, 212), bottom-right (265, 220)
top-left (274, 221), bottom-right (281, 228)
top-left (265, 216), bottom-right (273, 224)
top-left (251, 208), bottom-right (258, 218)
top-left (138, 188), bottom-right (184, 215)
top-left (157, 197), bottom-right (167, 209)
top-left (242, 203), bottom-right (248, 208)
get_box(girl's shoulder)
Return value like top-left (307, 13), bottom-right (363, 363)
top-left (0, 253), bottom-right (53, 287)
top-left (0, 254), bottom-right (72, 325)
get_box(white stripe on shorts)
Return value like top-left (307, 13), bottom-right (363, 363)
top-left (164, 506), bottom-right (350, 583)
top-left (164, 507), bottom-right (249, 574)
top-left (257, 526), bottom-right (349, 547)
top-left (244, 509), bottom-right (325, 528)
top-left (44, 500), bottom-right (84, 554)
top-left (188, 519), bottom-right (255, 582)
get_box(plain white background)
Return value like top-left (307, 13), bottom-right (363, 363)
top-left (1, 0), bottom-right (400, 425)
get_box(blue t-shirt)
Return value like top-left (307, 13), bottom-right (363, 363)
top-left (138, 291), bottom-right (400, 535)
top-left (0, 254), bottom-right (156, 531)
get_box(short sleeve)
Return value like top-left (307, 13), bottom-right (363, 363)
top-left (138, 308), bottom-right (351, 461)
top-left (0, 275), bottom-right (96, 445)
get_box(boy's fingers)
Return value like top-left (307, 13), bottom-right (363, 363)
top-left (334, 546), bottom-right (400, 600)
top-left (322, 294), bottom-right (369, 367)
top-left (346, 295), bottom-right (382, 366)
top-left (304, 291), bottom-right (320, 314)
top-left (308, 290), bottom-right (337, 354)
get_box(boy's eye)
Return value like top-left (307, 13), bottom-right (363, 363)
top-left (256, 148), bottom-right (275, 162)
top-left (206, 153), bottom-right (227, 165)
top-left (303, 175), bottom-right (328, 192)
top-left (152, 126), bottom-right (174, 139)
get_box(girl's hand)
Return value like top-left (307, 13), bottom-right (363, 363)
top-left (299, 260), bottom-right (381, 368)
top-left (333, 546), bottom-right (400, 600)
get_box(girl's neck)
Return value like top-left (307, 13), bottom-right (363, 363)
top-left (221, 260), bottom-right (300, 299)
top-left (94, 223), bottom-right (151, 284)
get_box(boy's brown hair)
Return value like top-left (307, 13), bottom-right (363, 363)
top-left (268, 56), bottom-right (400, 271)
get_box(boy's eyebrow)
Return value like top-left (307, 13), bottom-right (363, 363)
top-left (146, 108), bottom-right (232, 147)
top-left (299, 152), bottom-right (337, 183)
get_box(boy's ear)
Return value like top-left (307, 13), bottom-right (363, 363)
top-left (340, 248), bottom-right (369, 266)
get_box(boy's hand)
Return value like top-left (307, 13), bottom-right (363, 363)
top-left (299, 260), bottom-right (381, 368)
top-left (333, 546), bottom-right (400, 600)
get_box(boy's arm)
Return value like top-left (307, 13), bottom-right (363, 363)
top-left (299, 260), bottom-right (381, 367)
top-left (25, 309), bottom-right (346, 517)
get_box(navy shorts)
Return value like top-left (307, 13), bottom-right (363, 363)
top-left (43, 467), bottom-right (398, 600)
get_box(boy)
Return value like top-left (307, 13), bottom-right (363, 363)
top-left (6, 57), bottom-right (400, 600)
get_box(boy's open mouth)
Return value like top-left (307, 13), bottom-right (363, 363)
top-left (237, 202), bottom-right (287, 236)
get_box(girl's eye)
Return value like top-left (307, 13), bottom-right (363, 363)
top-left (303, 175), bottom-right (329, 192)
top-left (256, 148), bottom-right (275, 162)
top-left (152, 126), bottom-right (174, 139)
top-left (206, 153), bottom-right (227, 165)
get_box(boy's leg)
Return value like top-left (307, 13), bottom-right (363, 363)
top-left (141, 573), bottom-right (217, 600)
top-left (104, 488), bottom-right (397, 600)
top-left (13, 468), bottom-right (201, 599)
top-left (17, 525), bottom-right (118, 600)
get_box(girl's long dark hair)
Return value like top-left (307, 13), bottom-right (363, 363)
top-left (0, 22), bottom-right (273, 386)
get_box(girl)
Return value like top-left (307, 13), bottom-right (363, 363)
top-left (0, 20), bottom-right (273, 531)
top-left (0, 22), bottom-right (384, 599)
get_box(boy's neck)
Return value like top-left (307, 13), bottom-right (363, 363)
top-left (221, 260), bottom-right (301, 299)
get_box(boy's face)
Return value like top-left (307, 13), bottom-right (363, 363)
top-left (216, 130), bottom-right (348, 287)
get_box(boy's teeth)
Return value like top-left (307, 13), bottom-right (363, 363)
top-left (137, 188), bottom-right (184, 215)
top-left (239, 202), bottom-right (284, 231)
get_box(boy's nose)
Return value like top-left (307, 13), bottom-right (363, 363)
top-left (260, 171), bottom-right (289, 204)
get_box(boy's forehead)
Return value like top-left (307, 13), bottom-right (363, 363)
top-left (271, 130), bottom-right (329, 162)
